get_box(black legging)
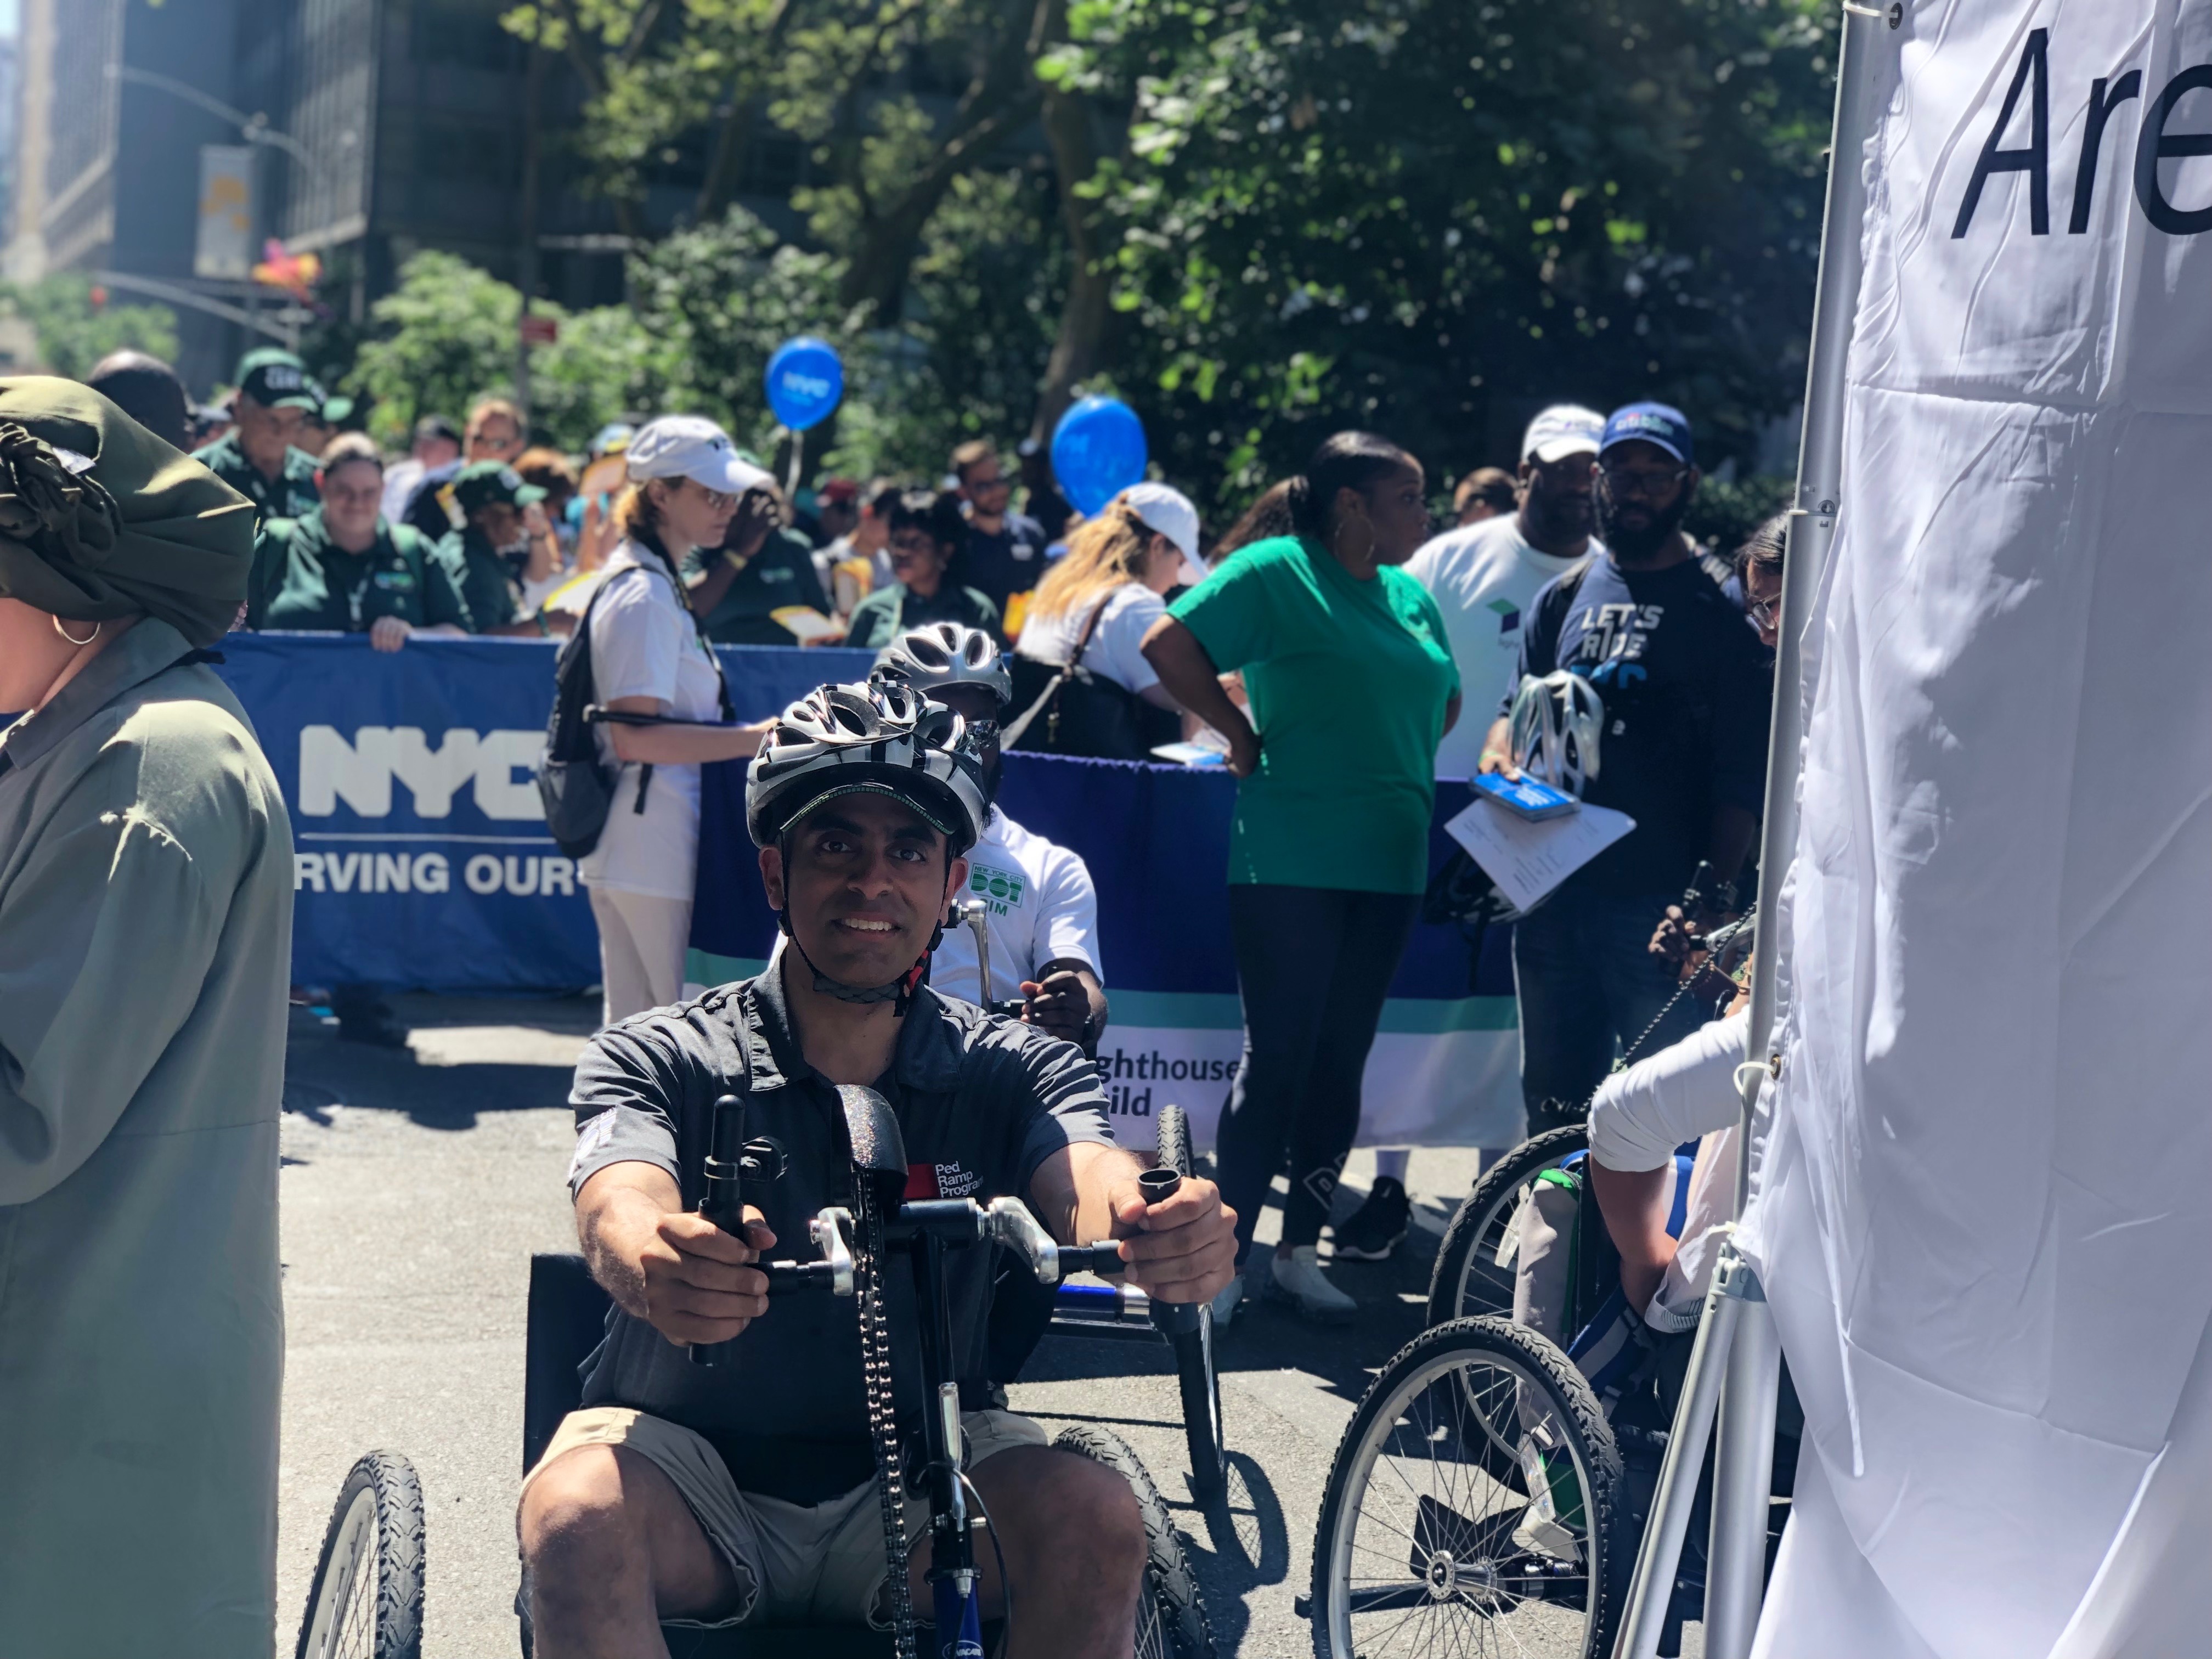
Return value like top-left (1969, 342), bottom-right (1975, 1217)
top-left (1216, 884), bottom-right (1421, 1266)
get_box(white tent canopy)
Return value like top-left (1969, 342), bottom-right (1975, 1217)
top-left (1740, 3), bottom-right (2212, 1653)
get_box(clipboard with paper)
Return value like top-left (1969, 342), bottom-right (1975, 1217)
top-left (1445, 672), bottom-right (1634, 913)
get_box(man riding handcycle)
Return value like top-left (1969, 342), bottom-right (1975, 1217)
top-left (518, 680), bottom-right (1239, 1658)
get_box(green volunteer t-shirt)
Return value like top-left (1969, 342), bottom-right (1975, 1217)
top-left (191, 431), bottom-right (321, 524)
top-left (1170, 534), bottom-right (1459, 893)
top-left (436, 526), bottom-right (524, 634)
top-left (846, 581), bottom-right (1003, 650)
top-left (258, 507), bottom-right (473, 634)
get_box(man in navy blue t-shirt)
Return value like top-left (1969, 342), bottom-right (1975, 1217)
top-left (1477, 404), bottom-right (1771, 1135)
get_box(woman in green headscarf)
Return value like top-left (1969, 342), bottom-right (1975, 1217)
top-left (0, 377), bottom-right (292, 1658)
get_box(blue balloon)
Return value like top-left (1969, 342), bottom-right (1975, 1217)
top-left (1051, 396), bottom-right (1148, 516)
top-left (765, 336), bottom-right (844, 432)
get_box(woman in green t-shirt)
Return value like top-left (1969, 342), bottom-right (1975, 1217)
top-left (1142, 432), bottom-right (1460, 1323)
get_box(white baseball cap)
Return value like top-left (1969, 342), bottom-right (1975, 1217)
top-left (1520, 404), bottom-right (1607, 465)
top-left (626, 415), bottom-right (774, 495)
top-left (1121, 482), bottom-right (1208, 586)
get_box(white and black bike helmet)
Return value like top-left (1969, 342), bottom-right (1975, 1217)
top-left (871, 622), bottom-right (1012, 712)
top-left (744, 680), bottom-right (989, 855)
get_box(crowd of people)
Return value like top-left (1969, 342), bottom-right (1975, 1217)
top-left (61, 341), bottom-right (1784, 1325)
top-left (0, 330), bottom-right (1796, 1655)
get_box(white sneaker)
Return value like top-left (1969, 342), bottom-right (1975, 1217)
top-left (1209, 1273), bottom-right (1246, 1329)
top-left (1268, 1246), bottom-right (1357, 1324)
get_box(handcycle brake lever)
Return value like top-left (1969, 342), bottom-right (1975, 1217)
top-left (757, 1206), bottom-right (858, 1296)
top-left (979, 1195), bottom-right (1123, 1283)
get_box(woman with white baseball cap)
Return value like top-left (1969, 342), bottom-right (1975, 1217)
top-left (1008, 482), bottom-right (1206, 757)
top-left (577, 415), bottom-right (777, 1023)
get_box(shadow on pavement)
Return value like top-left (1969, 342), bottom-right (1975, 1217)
top-left (281, 994), bottom-right (595, 1130)
top-left (1179, 1452), bottom-right (1291, 1655)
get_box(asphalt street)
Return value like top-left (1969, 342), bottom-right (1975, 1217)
top-left (274, 992), bottom-right (1692, 1657)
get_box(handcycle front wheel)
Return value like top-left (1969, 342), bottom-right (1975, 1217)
top-left (1154, 1103), bottom-right (1227, 1504)
top-left (297, 1450), bottom-right (427, 1659)
top-left (1426, 1125), bottom-right (1590, 1328)
top-left (1310, 1317), bottom-right (1623, 1659)
top-left (1053, 1424), bottom-right (1216, 1659)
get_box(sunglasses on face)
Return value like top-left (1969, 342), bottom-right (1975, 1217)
top-left (1597, 463), bottom-right (1690, 501)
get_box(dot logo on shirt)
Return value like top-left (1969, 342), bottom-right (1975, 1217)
top-left (968, 862), bottom-right (1026, 913)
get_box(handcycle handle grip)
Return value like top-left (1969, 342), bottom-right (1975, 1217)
top-left (689, 1205), bottom-right (856, 1368)
top-left (1135, 1166), bottom-right (1203, 1327)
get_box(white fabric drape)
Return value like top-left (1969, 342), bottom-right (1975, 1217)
top-left (1739, 4), bottom-right (2212, 1653)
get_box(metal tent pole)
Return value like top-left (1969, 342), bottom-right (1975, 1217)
top-left (1611, 4), bottom-right (1894, 1655)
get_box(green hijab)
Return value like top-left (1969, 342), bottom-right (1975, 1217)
top-left (0, 375), bottom-right (255, 646)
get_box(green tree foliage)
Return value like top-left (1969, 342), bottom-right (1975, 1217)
top-left (1065, 0), bottom-right (1837, 511)
top-left (1, 275), bottom-right (179, 383)
top-left (345, 253), bottom-right (521, 446)
top-left (503, 0), bottom-right (1056, 319)
top-left (530, 303), bottom-right (671, 447)
top-left (420, 0), bottom-right (1839, 517)
top-left (623, 207), bottom-right (853, 443)
top-left (1684, 472), bottom-right (1794, 555)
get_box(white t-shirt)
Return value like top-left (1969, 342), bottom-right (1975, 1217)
top-left (929, 810), bottom-right (1104, 1007)
top-left (577, 540), bottom-right (726, 900)
top-left (1014, 583), bottom-right (1166, 696)
top-left (1403, 516), bottom-right (1592, 778)
top-left (381, 456), bottom-right (426, 527)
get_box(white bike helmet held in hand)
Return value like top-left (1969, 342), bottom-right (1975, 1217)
top-left (870, 622), bottom-right (1013, 713)
top-left (745, 680), bottom-right (989, 856)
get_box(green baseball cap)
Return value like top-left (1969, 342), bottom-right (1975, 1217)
top-left (452, 459), bottom-right (547, 515)
top-left (234, 347), bottom-right (324, 413)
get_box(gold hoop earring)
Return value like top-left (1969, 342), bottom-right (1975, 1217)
top-left (53, 616), bottom-right (99, 647)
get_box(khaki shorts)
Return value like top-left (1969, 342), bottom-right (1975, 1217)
top-left (522, 1405), bottom-right (1051, 1630)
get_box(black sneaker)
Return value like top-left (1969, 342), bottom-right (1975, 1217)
top-left (1330, 1176), bottom-right (1411, 1261)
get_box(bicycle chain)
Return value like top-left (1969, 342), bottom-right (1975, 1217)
top-left (853, 1178), bottom-right (917, 1659)
top-left (1616, 906), bottom-right (1759, 1072)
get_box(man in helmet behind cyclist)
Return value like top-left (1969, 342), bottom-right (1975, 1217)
top-left (518, 680), bottom-right (1237, 1657)
top-left (870, 622), bottom-right (1112, 1393)
top-left (872, 622), bottom-right (1108, 1049)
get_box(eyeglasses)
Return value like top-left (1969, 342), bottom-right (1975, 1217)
top-left (1747, 594), bottom-right (1781, 629)
top-left (1597, 463), bottom-right (1690, 501)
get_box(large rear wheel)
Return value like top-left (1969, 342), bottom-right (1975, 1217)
top-left (1310, 1318), bottom-right (1622, 1659)
top-left (297, 1451), bottom-right (426, 1659)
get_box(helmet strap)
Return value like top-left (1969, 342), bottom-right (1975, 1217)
top-left (773, 858), bottom-right (962, 1015)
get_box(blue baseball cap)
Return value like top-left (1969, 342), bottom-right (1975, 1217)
top-left (1600, 402), bottom-right (1695, 466)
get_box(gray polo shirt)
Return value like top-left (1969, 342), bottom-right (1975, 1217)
top-left (567, 960), bottom-right (1116, 1502)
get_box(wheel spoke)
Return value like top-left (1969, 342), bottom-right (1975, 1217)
top-left (1334, 1338), bottom-right (1602, 1659)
